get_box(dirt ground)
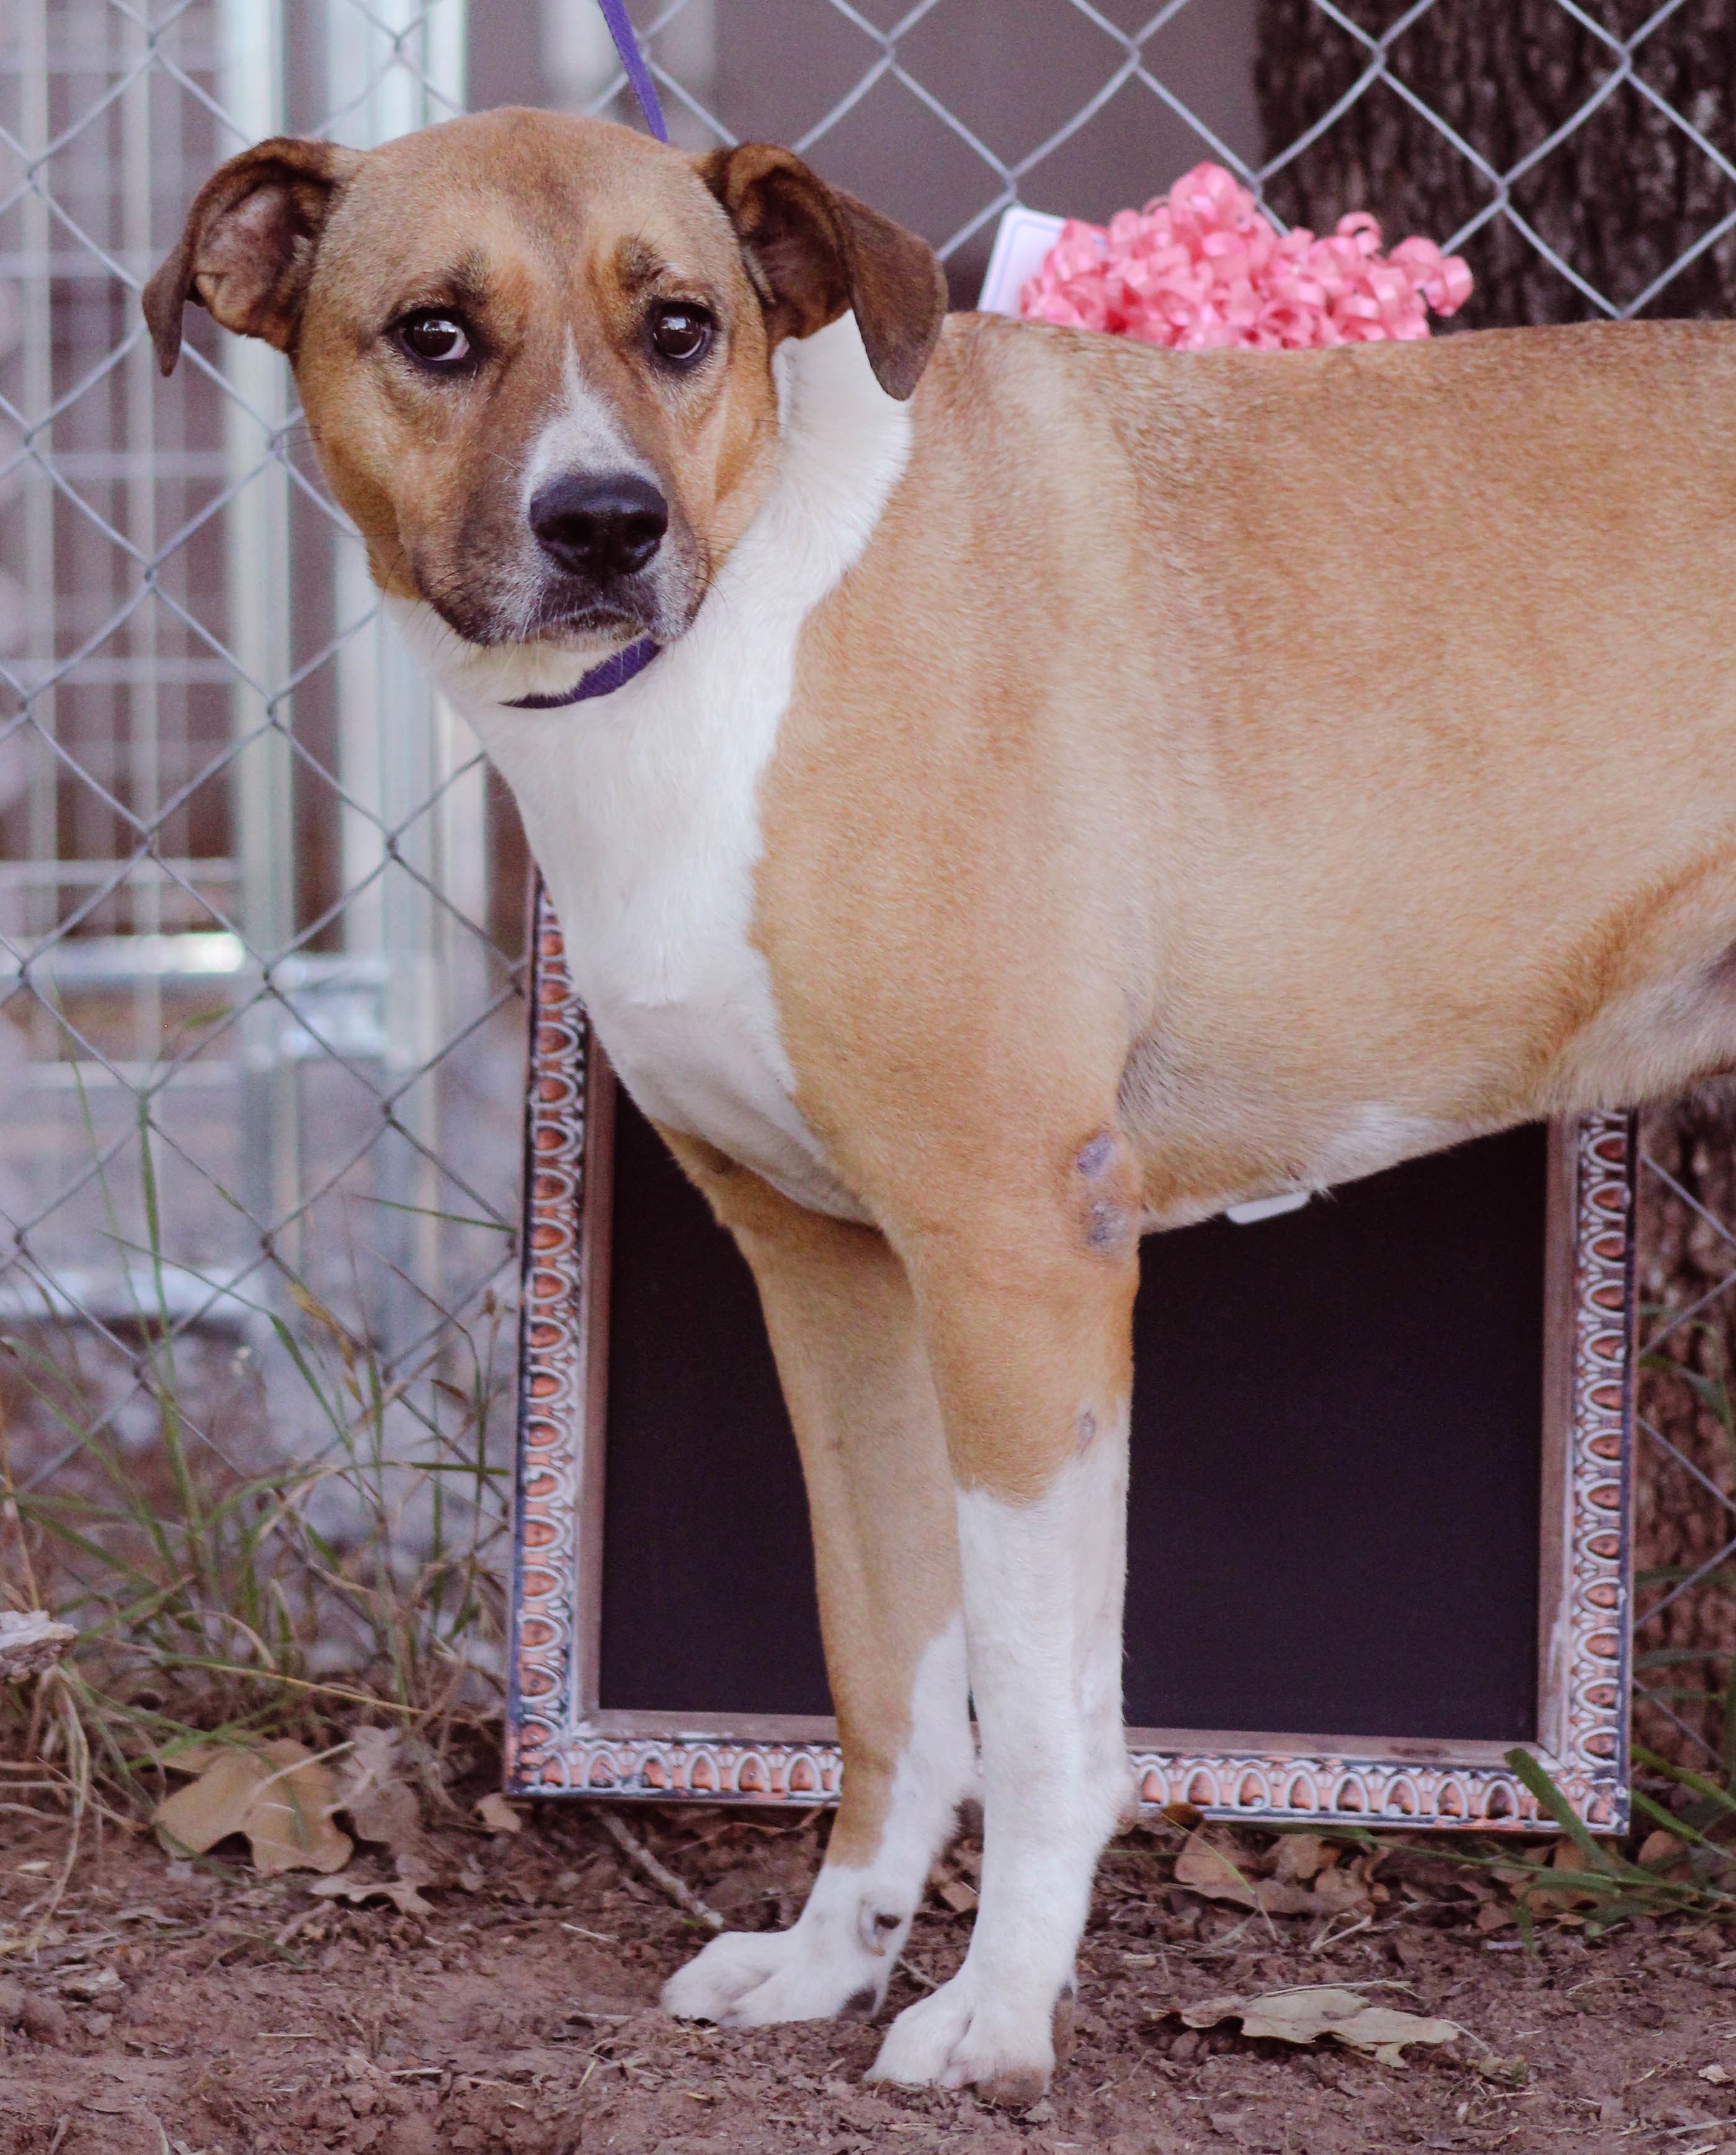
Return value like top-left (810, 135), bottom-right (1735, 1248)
top-left (4, 1795), bottom-right (1736, 2155)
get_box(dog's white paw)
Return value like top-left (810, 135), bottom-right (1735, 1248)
top-left (866, 1962), bottom-right (1075, 2105)
top-left (661, 1919), bottom-right (892, 2028)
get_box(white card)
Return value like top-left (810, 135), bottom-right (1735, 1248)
top-left (1224, 1192), bottom-right (1312, 1226)
top-left (976, 205), bottom-right (1067, 317)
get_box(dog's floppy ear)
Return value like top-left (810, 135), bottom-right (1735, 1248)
top-left (142, 136), bottom-right (359, 377)
top-left (700, 144), bottom-right (945, 401)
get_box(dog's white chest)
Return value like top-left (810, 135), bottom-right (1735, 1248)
top-left (407, 316), bottom-right (909, 1220)
top-left (510, 666), bottom-right (858, 1218)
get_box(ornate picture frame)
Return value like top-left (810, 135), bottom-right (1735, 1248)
top-left (506, 882), bottom-right (1634, 1832)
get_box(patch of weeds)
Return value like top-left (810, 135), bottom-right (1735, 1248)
top-left (1, 1106), bottom-right (512, 1909)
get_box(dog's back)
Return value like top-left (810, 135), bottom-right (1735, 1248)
top-left (762, 316), bottom-right (1736, 1223)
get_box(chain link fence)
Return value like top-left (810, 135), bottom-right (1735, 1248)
top-left (2, 0), bottom-right (1734, 1759)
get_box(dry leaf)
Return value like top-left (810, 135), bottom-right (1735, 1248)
top-left (1173, 1831), bottom-right (1319, 1916)
top-left (0, 1610), bottom-right (76, 1682)
top-left (1476, 2055), bottom-right (1530, 2089)
top-left (1181, 1986), bottom-right (1461, 2068)
top-left (1270, 1835), bottom-right (1328, 1886)
top-left (1252, 1879), bottom-right (1319, 1916)
top-left (160, 1744), bottom-right (220, 1776)
top-left (347, 1724), bottom-right (398, 1777)
top-left (1476, 1899), bottom-right (1513, 1934)
top-left (350, 1777), bottom-right (424, 1856)
top-left (1637, 1829), bottom-right (1691, 1881)
top-left (334, 1728), bottom-right (456, 1899)
top-left (1522, 1889), bottom-right (1598, 1919)
top-left (337, 1730), bottom-right (425, 1854)
top-left (936, 1877), bottom-right (978, 1914)
top-left (1176, 1831), bottom-right (1260, 1907)
top-left (1701, 2063), bottom-right (1732, 2086)
top-left (308, 1873), bottom-right (433, 1918)
top-left (1311, 1862), bottom-right (1373, 1919)
top-left (1515, 1840), bottom-right (1604, 1918)
top-left (475, 1792), bottom-right (524, 1837)
top-left (152, 1740), bottom-right (352, 1876)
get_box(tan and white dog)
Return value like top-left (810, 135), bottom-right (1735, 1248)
top-left (148, 107), bottom-right (1736, 2099)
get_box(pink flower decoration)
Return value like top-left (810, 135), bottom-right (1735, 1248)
top-left (1018, 163), bottom-right (1472, 350)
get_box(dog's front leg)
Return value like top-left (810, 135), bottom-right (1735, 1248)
top-left (656, 1135), bottom-right (975, 2028)
top-left (868, 1195), bottom-right (1138, 2104)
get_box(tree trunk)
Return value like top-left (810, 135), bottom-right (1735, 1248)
top-left (1256, 0), bottom-right (1736, 1772)
top-left (1255, 0), bottom-right (1736, 329)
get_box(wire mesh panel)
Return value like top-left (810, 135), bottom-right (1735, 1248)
top-left (1, 0), bottom-right (1733, 1741)
top-left (0, 3), bottom-right (520, 1486)
top-left (0, 1), bottom-right (540, 1756)
top-left (1635, 1095), bottom-right (1736, 1777)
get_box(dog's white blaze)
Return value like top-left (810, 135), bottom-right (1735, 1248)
top-left (399, 314), bottom-right (907, 1217)
top-left (871, 1424), bottom-right (1132, 2090)
top-left (661, 1613), bottom-right (974, 2027)
top-left (520, 332), bottom-right (660, 509)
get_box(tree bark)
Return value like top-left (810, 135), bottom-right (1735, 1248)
top-left (1255, 0), bottom-right (1736, 329)
top-left (1256, 1), bottom-right (1736, 1770)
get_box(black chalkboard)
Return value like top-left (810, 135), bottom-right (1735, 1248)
top-left (598, 1095), bottom-right (1546, 1743)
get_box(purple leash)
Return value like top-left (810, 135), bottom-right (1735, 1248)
top-left (592, 0), bottom-right (669, 142)
top-left (507, 4), bottom-right (668, 710)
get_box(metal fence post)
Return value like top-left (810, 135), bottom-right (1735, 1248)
top-left (325, 0), bottom-right (470, 1355)
top-left (220, 0), bottom-right (297, 1300)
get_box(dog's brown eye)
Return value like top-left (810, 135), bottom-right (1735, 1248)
top-left (649, 304), bottom-right (713, 365)
top-left (395, 311), bottom-right (472, 367)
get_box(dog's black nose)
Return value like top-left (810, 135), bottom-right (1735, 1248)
top-left (529, 471), bottom-right (668, 581)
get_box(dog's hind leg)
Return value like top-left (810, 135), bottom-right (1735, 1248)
top-left (866, 1162), bottom-right (1139, 2104)
top-left (656, 1133), bottom-right (974, 2028)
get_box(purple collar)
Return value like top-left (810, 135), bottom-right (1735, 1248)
top-left (506, 636), bottom-right (659, 710)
